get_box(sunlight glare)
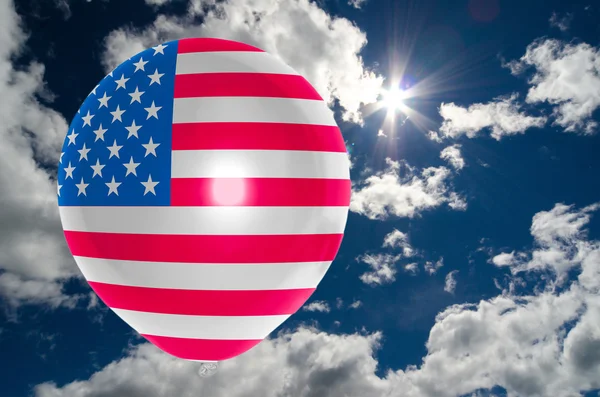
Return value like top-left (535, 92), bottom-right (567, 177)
top-left (382, 87), bottom-right (408, 114)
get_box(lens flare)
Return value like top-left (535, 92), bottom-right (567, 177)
top-left (382, 87), bottom-right (408, 114)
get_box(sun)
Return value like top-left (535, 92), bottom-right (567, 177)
top-left (382, 87), bottom-right (408, 114)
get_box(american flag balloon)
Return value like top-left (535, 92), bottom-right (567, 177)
top-left (57, 38), bottom-right (351, 362)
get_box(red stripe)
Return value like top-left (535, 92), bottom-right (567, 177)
top-left (173, 73), bottom-right (322, 100)
top-left (171, 178), bottom-right (351, 206)
top-left (172, 123), bottom-right (347, 152)
top-left (142, 335), bottom-right (262, 361)
top-left (177, 38), bottom-right (263, 54)
top-left (64, 232), bottom-right (344, 263)
top-left (88, 282), bottom-right (314, 316)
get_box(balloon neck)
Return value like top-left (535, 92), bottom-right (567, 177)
top-left (197, 361), bottom-right (219, 377)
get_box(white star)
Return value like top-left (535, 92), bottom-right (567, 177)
top-left (107, 139), bottom-right (123, 159)
top-left (141, 175), bottom-right (159, 195)
top-left (105, 176), bottom-right (122, 196)
top-left (144, 101), bottom-right (162, 120)
top-left (91, 84), bottom-right (98, 95)
top-left (142, 137), bottom-right (160, 157)
top-left (67, 130), bottom-right (78, 146)
top-left (76, 177), bottom-right (89, 196)
top-left (110, 105), bottom-right (125, 123)
top-left (109, 69), bottom-right (114, 77)
top-left (90, 158), bottom-right (105, 178)
top-left (81, 110), bottom-right (94, 127)
top-left (93, 124), bottom-right (108, 142)
top-left (133, 57), bottom-right (148, 72)
top-left (97, 92), bottom-right (111, 108)
top-left (125, 120), bottom-right (142, 139)
top-left (115, 74), bottom-right (129, 90)
top-left (152, 43), bottom-right (167, 55)
top-left (128, 87), bottom-right (144, 104)
top-left (123, 157), bottom-right (140, 176)
top-left (77, 143), bottom-right (91, 161)
top-left (59, 152), bottom-right (64, 164)
top-left (64, 161), bottom-right (76, 179)
top-left (147, 69), bottom-right (164, 85)
top-left (57, 183), bottom-right (62, 197)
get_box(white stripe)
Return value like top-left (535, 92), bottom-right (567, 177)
top-left (112, 309), bottom-right (289, 340)
top-left (59, 206), bottom-right (349, 235)
top-left (171, 150), bottom-right (350, 179)
top-left (172, 97), bottom-right (336, 126)
top-left (176, 52), bottom-right (299, 75)
top-left (75, 256), bottom-right (332, 290)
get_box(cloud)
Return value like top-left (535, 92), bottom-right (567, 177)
top-left (439, 144), bottom-right (465, 170)
top-left (424, 258), bottom-right (444, 275)
top-left (491, 251), bottom-right (517, 267)
top-left (508, 39), bottom-right (600, 134)
top-left (348, 0), bottom-right (368, 9)
top-left (303, 300), bottom-right (331, 313)
top-left (349, 300), bottom-right (362, 309)
top-left (103, 0), bottom-right (383, 124)
top-left (350, 158), bottom-right (466, 220)
top-left (145, 0), bottom-right (170, 6)
top-left (439, 94), bottom-right (547, 140)
top-left (443, 270), bottom-right (458, 294)
top-left (491, 202), bottom-right (600, 282)
top-left (357, 254), bottom-right (401, 286)
top-left (34, 328), bottom-right (389, 397)
top-left (52, 0), bottom-right (72, 19)
top-left (442, 38), bottom-right (600, 139)
top-left (358, 230), bottom-right (442, 283)
top-left (0, 0), bottom-right (82, 308)
top-left (359, 230), bottom-right (415, 284)
top-left (425, 130), bottom-right (443, 142)
top-left (382, 229), bottom-right (415, 257)
top-left (403, 263), bottom-right (419, 275)
top-left (549, 12), bottom-right (573, 32)
top-left (0, 274), bottom-right (80, 310)
top-left (33, 202), bottom-right (600, 397)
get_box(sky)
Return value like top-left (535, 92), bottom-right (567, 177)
top-left (0, 0), bottom-right (599, 396)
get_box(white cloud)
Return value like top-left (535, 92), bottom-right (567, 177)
top-left (442, 38), bottom-right (600, 138)
top-left (425, 130), bottom-right (443, 142)
top-left (350, 158), bottom-right (466, 220)
top-left (549, 12), bottom-right (573, 32)
top-left (34, 328), bottom-right (389, 397)
top-left (509, 39), bottom-right (600, 133)
top-left (443, 270), bottom-right (458, 294)
top-left (491, 202), bottom-right (600, 282)
top-left (33, 202), bottom-right (600, 397)
top-left (348, 0), bottom-right (368, 9)
top-left (424, 258), bottom-right (444, 275)
top-left (0, 0), bottom-right (81, 308)
top-left (103, 0), bottom-right (383, 124)
top-left (357, 254), bottom-right (400, 286)
top-left (359, 230), bottom-right (442, 283)
top-left (303, 300), bottom-right (331, 313)
top-left (439, 94), bottom-right (547, 140)
top-left (349, 300), bottom-right (362, 309)
top-left (404, 263), bottom-right (419, 275)
top-left (440, 144), bottom-right (465, 170)
top-left (382, 229), bottom-right (415, 257)
top-left (491, 251), bottom-right (516, 267)
top-left (145, 0), bottom-right (170, 6)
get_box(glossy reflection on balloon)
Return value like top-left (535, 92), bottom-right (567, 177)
top-left (211, 178), bottom-right (247, 206)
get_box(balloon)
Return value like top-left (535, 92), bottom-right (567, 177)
top-left (57, 38), bottom-right (350, 363)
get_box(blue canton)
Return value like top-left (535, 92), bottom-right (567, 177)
top-left (57, 41), bottom-right (178, 207)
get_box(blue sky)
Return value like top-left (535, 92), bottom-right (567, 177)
top-left (0, 0), bottom-right (599, 396)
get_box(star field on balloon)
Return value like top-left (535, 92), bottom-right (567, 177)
top-left (58, 42), bottom-right (176, 206)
